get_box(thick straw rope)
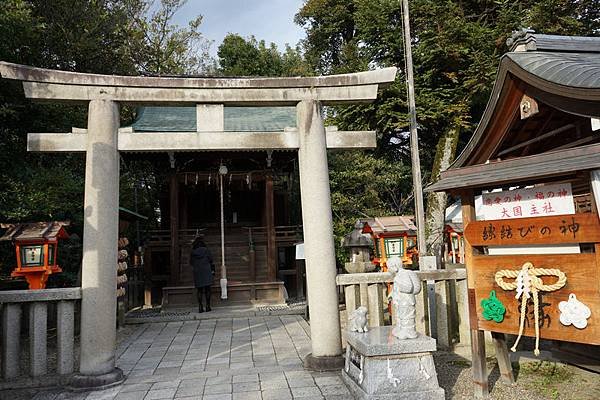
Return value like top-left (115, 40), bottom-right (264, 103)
top-left (494, 262), bottom-right (566, 355)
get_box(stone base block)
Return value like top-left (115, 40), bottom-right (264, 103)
top-left (303, 353), bottom-right (345, 371)
top-left (342, 326), bottom-right (444, 400)
top-left (68, 367), bottom-right (124, 391)
top-left (343, 373), bottom-right (445, 400)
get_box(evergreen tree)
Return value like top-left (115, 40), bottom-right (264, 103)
top-left (296, 0), bottom-right (600, 256)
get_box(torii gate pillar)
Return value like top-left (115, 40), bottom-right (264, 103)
top-left (297, 100), bottom-right (343, 368)
top-left (70, 99), bottom-right (124, 388)
top-left (0, 61), bottom-right (397, 382)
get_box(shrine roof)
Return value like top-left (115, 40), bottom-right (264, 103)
top-left (361, 216), bottom-right (417, 235)
top-left (0, 221), bottom-right (69, 241)
top-left (505, 51), bottom-right (600, 89)
top-left (131, 106), bottom-right (296, 132)
top-left (427, 32), bottom-right (600, 193)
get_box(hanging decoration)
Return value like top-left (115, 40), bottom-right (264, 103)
top-left (480, 290), bottom-right (506, 323)
top-left (559, 293), bottom-right (591, 329)
top-left (218, 164), bottom-right (228, 300)
top-left (495, 262), bottom-right (567, 355)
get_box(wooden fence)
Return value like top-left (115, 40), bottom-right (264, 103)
top-left (336, 267), bottom-right (469, 348)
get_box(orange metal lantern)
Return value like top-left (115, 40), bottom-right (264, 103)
top-left (0, 221), bottom-right (69, 289)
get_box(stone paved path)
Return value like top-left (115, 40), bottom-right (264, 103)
top-left (10, 315), bottom-right (351, 400)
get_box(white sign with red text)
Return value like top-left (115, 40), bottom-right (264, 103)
top-left (481, 183), bottom-right (574, 221)
top-left (480, 183), bottom-right (579, 255)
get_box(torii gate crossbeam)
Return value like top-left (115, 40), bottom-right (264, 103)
top-left (0, 61), bottom-right (396, 388)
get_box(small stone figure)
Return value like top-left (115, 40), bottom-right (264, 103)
top-left (349, 306), bottom-right (369, 333)
top-left (388, 256), bottom-right (421, 340)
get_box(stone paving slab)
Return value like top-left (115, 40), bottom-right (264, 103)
top-left (8, 315), bottom-right (359, 400)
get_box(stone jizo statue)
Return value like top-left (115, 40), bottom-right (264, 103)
top-left (387, 256), bottom-right (421, 340)
top-left (349, 306), bottom-right (369, 333)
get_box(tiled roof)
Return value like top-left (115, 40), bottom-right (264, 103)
top-left (506, 51), bottom-right (600, 89)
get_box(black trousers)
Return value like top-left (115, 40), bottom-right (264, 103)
top-left (197, 285), bottom-right (211, 308)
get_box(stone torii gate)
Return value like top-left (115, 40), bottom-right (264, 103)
top-left (0, 61), bottom-right (396, 388)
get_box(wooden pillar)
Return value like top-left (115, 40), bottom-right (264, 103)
top-left (180, 185), bottom-right (188, 229)
top-left (266, 172), bottom-right (277, 281)
top-left (143, 247), bottom-right (153, 307)
top-left (460, 190), bottom-right (488, 398)
top-left (169, 172), bottom-right (180, 285)
top-left (249, 227), bottom-right (257, 282)
top-left (296, 260), bottom-right (305, 300)
top-left (492, 331), bottom-right (515, 384)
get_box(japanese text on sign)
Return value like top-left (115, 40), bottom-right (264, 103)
top-left (481, 183), bottom-right (574, 220)
top-left (481, 217), bottom-right (581, 242)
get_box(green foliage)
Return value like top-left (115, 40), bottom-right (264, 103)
top-left (520, 361), bottom-right (575, 399)
top-left (296, 0), bottom-right (600, 251)
top-left (0, 0), bottom-right (211, 282)
top-left (329, 151), bottom-right (411, 262)
top-left (217, 34), bottom-right (311, 76)
top-left (124, 0), bottom-right (215, 74)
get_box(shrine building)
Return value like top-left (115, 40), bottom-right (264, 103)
top-left (133, 106), bottom-right (304, 306)
top-left (428, 31), bottom-right (600, 397)
top-left (0, 61), bottom-right (395, 387)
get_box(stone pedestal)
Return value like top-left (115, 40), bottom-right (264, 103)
top-left (342, 326), bottom-right (444, 400)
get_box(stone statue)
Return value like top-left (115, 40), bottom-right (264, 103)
top-left (387, 256), bottom-right (421, 339)
top-left (349, 306), bottom-right (369, 333)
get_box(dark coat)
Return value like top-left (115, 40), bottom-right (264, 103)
top-left (190, 246), bottom-right (214, 288)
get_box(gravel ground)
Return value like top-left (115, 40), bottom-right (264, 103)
top-left (434, 351), bottom-right (600, 399)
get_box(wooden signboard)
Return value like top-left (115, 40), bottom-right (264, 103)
top-left (464, 213), bottom-right (600, 246)
top-left (464, 213), bottom-right (600, 346)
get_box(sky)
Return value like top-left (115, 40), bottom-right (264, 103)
top-left (171, 0), bottom-right (306, 57)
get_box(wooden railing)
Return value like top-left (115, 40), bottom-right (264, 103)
top-left (336, 267), bottom-right (469, 348)
top-left (0, 288), bottom-right (81, 383)
top-left (148, 225), bottom-right (303, 246)
top-left (125, 266), bottom-right (145, 311)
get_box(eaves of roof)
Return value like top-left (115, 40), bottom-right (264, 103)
top-left (451, 50), bottom-right (600, 170)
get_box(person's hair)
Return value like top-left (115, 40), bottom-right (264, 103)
top-left (192, 237), bottom-right (206, 250)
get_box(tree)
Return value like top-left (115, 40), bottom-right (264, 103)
top-left (0, 0), bottom-right (213, 281)
top-left (296, 0), bottom-right (600, 258)
top-left (0, 0), bottom-right (139, 279)
top-left (124, 0), bottom-right (215, 75)
top-left (217, 34), bottom-right (311, 76)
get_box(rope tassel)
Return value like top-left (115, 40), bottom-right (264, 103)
top-left (495, 262), bottom-right (567, 355)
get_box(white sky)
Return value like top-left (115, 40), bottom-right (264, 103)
top-left (171, 0), bottom-right (306, 57)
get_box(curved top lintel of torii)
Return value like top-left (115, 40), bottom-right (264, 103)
top-left (0, 61), bottom-right (397, 105)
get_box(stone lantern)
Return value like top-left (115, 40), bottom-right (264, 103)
top-left (342, 220), bottom-right (376, 273)
top-left (0, 221), bottom-right (69, 289)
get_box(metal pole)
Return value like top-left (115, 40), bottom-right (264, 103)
top-left (219, 165), bottom-right (228, 299)
top-left (401, 0), bottom-right (426, 257)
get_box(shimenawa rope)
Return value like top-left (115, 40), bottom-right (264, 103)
top-left (495, 262), bottom-right (567, 355)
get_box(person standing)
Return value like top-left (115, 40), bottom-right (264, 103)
top-left (190, 238), bottom-right (215, 312)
